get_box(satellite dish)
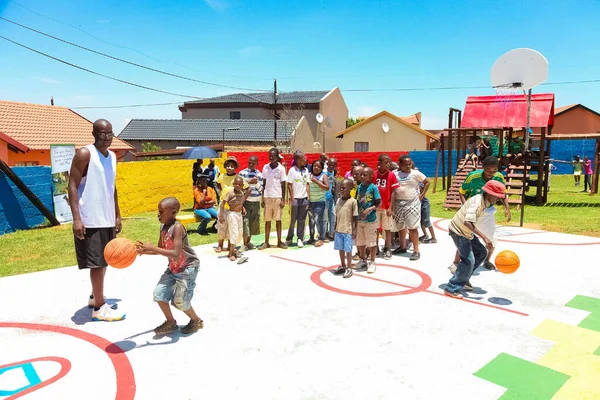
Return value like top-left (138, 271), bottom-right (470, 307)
top-left (382, 122), bottom-right (390, 133)
top-left (313, 141), bottom-right (322, 148)
top-left (491, 48), bottom-right (548, 90)
top-left (316, 113), bottom-right (324, 123)
top-left (324, 116), bottom-right (334, 128)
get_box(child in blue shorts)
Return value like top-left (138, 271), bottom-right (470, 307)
top-left (136, 197), bottom-right (203, 335)
top-left (332, 179), bottom-right (358, 278)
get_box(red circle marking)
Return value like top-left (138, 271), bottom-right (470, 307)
top-left (432, 219), bottom-right (600, 246)
top-left (2, 356), bottom-right (71, 400)
top-left (0, 322), bottom-right (136, 400)
top-left (311, 263), bottom-right (432, 297)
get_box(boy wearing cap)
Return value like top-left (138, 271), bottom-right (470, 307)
top-left (444, 180), bottom-right (506, 299)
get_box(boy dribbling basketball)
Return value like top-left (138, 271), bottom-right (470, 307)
top-left (136, 197), bottom-right (203, 335)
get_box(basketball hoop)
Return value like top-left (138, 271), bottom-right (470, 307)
top-left (493, 82), bottom-right (523, 109)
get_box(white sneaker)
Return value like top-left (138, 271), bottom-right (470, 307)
top-left (92, 303), bottom-right (126, 322)
top-left (88, 296), bottom-right (117, 309)
top-left (448, 263), bottom-right (457, 274)
top-left (367, 261), bottom-right (376, 274)
top-left (297, 239), bottom-right (304, 248)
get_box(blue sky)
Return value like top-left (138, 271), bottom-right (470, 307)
top-left (0, 0), bottom-right (599, 134)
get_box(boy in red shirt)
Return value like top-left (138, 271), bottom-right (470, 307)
top-left (374, 154), bottom-right (399, 259)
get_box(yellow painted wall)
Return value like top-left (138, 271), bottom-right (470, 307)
top-left (116, 154), bottom-right (227, 216)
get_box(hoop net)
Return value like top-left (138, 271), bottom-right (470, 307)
top-left (493, 83), bottom-right (522, 109)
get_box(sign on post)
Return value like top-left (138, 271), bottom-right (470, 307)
top-left (50, 144), bottom-right (76, 223)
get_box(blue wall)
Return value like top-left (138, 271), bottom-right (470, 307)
top-left (0, 166), bottom-right (54, 235)
top-left (408, 139), bottom-right (596, 178)
top-left (549, 139), bottom-right (596, 175)
top-left (409, 150), bottom-right (458, 178)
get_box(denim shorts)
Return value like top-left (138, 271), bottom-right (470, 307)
top-left (334, 232), bottom-right (353, 253)
top-left (153, 265), bottom-right (199, 311)
top-left (420, 199), bottom-right (432, 228)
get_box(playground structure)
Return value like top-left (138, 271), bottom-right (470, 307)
top-left (438, 94), bottom-right (600, 225)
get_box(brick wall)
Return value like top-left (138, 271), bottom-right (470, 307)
top-left (0, 166), bottom-right (53, 235)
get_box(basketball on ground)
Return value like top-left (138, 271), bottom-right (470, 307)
top-left (104, 237), bottom-right (137, 269)
top-left (495, 250), bottom-right (520, 274)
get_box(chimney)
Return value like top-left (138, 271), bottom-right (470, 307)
top-left (50, 97), bottom-right (54, 106)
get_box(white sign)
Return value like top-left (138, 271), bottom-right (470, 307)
top-left (50, 144), bottom-right (76, 223)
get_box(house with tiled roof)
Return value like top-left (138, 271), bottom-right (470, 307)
top-left (119, 117), bottom-right (314, 158)
top-left (0, 100), bottom-right (133, 166)
top-left (332, 110), bottom-right (438, 153)
top-left (550, 103), bottom-right (600, 135)
top-left (179, 88), bottom-right (348, 152)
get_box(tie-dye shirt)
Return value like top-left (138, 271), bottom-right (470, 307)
top-left (160, 221), bottom-right (199, 273)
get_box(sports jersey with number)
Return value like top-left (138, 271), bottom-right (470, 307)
top-left (374, 170), bottom-right (399, 209)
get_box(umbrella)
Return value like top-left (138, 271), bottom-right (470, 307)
top-left (181, 146), bottom-right (219, 159)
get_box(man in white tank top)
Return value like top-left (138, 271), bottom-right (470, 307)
top-left (68, 119), bottom-right (126, 322)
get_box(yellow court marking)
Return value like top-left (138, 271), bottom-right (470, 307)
top-left (532, 319), bottom-right (600, 400)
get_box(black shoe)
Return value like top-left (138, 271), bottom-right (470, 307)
top-left (483, 261), bottom-right (495, 270)
top-left (332, 266), bottom-right (346, 275)
top-left (392, 247), bottom-right (407, 255)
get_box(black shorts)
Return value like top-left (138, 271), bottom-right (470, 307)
top-left (74, 227), bottom-right (116, 269)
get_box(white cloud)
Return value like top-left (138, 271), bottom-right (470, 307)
top-left (35, 77), bottom-right (60, 84)
top-left (352, 106), bottom-right (377, 118)
top-left (204, 0), bottom-right (228, 11)
top-left (239, 46), bottom-right (264, 58)
top-left (97, 19), bottom-right (110, 23)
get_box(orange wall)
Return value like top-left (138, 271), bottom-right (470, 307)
top-left (553, 107), bottom-right (600, 134)
top-left (0, 139), bottom-right (8, 163)
top-left (4, 148), bottom-right (129, 166)
top-left (533, 107), bottom-right (600, 135)
top-left (7, 149), bottom-right (51, 166)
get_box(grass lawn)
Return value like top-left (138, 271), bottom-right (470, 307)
top-left (0, 175), bottom-right (598, 278)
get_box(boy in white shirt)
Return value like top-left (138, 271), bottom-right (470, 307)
top-left (258, 148), bottom-right (288, 250)
top-left (286, 151), bottom-right (310, 247)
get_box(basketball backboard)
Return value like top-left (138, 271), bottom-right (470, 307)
top-left (491, 48), bottom-right (548, 90)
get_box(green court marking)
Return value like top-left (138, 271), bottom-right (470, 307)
top-left (565, 295), bottom-right (600, 332)
top-left (474, 353), bottom-right (570, 400)
top-left (594, 345), bottom-right (600, 356)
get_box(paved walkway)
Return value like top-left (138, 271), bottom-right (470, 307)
top-left (1, 217), bottom-right (599, 399)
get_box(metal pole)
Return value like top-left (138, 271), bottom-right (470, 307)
top-left (273, 78), bottom-right (278, 143)
top-left (524, 88), bottom-right (532, 150)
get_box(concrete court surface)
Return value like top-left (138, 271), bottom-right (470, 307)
top-left (1, 217), bottom-right (600, 400)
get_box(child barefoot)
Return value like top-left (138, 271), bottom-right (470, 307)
top-left (219, 177), bottom-right (251, 261)
top-left (332, 179), bottom-right (358, 278)
top-left (136, 197), bottom-right (203, 335)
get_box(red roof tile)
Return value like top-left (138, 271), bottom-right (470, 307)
top-left (0, 100), bottom-right (133, 151)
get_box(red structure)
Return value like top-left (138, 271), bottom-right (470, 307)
top-left (227, 151), bottom-right (409, 174)
top-left (461, 94), bottom-right (555, 129)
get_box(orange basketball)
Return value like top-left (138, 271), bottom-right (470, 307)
top-left (104, 238), bottom-right (137, 269)
top-left (495, 250), bottom-right (520, 274)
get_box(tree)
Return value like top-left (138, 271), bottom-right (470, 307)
top-left (141, 142), bottom-right (168, 161)
top-left (276, 103), bottom-right (310, 153)
top-left (346, 117), bottom-right (365, 128)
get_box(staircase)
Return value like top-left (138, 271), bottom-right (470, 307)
top-left (443, 159), bottom-right (480, 209)
top-left (505, 164), bottom-right (531, 207)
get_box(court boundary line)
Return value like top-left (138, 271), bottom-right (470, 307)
top-left (271, 255), bottom-right (528, 317)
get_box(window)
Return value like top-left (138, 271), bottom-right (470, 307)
top-left (15, 161), bottom-right (38, 166)
top-left (354, 142), bottom-right (369, 152)
top-left (230, 111), bottom-right (241, 120)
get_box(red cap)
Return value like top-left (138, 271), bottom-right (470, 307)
top-left (482, 180), bottom-right (506, 198)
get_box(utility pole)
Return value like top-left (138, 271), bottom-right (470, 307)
top-left (273, 78), bottom-right (278, 144)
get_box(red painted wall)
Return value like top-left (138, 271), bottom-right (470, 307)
top-left (227, 151), bottom-right (409, 175)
